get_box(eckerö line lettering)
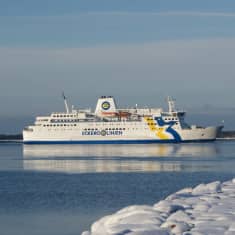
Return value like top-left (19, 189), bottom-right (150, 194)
top-left (82, 130), bottom-right (123, 136)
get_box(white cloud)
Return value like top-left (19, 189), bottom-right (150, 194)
top-left (1, 38), bottom-right (235, 76)
top-left (84, 11), bottom-right (235, 18)
top-left (1, 11), bottom-right (235, 21)
top-left (0, 38), bottom-right (235, 115)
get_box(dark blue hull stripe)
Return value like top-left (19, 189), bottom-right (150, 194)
top-left (23, 139), bottom-right (216, 145)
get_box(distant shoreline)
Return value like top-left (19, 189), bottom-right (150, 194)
top-left (0, 140), bottom-right (22, 143)
top-left (217, 131), bottom-right (235, 139)
top-left (0, 134), bottom-right (22, 140)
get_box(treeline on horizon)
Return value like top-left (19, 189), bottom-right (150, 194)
top-left (0, 134), bottom-right (23, 140)
top-left (217, 131), bottom-right (235, 138)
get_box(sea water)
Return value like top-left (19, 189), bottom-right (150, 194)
top-left (0, 141), bottom-right (235, 235)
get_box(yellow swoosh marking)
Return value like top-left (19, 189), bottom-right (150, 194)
top-left (144, 117), bottom-right (169, 140)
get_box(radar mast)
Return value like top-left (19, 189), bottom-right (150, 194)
top-left (167, 96), bottom-right (176, 113)
top-left (62, 92), bottom-right (69, 113)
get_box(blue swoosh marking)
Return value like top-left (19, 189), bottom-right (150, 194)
top-left (154, 117), bottom-right (182, 142)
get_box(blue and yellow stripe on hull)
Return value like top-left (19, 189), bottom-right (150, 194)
top-left (23, 139), bottom-right (215, 145)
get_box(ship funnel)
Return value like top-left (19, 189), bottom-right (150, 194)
top-left (95, 96), bottom-right (117, 116)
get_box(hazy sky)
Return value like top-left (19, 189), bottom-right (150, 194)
top-left (1, 0), bottom-right (235, 116)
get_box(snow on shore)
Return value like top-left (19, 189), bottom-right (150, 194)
top-left (82, 179), bottom-right (235, 235)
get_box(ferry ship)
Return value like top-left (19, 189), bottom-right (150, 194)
top-left (23, 95), bottom-right (222, 144)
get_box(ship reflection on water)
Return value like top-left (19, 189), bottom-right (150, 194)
top-left (22, 143), bottom-right (222, 173)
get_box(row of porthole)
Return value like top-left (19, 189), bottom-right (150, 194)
top-left (165, 118), bottom-right (178, 121)
top-left (51, 119), bottom-right (79, 122)
top-left (43, 124), bottom-right (77, 127)
top-left (49, 120), bottom-right (143, 124)
top-left (41, 127), bottom-right (150, 131)
top-left (52, 115), bottom-right (77, 118)
top-left (84, 128), bottom-right (126, 131)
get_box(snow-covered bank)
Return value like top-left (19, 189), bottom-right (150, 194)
top-left (82, 179), bottom-right (235, 235)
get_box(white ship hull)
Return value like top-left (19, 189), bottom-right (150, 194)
top-left (23, 124), bottom-right (220, 144)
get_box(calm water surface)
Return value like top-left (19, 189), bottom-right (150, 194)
top-left (0, 141), bottom-right (235, 235)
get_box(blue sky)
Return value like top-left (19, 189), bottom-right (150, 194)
top-left (1, 0), bottom-right (235, 47)
top-left (1, 0), bottom-right (235, 117)
top-left (1, 0), bottom-right (235, 16)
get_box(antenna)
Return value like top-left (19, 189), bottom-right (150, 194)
top-left (62, 92), bottom-right (69, 113)
top-left (167, 96), bottom-right (176, 113)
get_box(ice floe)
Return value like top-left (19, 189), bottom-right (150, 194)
top-left (82, 179), bottom-right (235, 235)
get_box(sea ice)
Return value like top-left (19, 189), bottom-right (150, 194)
top-left (82, 178), bottom-right (235, 235)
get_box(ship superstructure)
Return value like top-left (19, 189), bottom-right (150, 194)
top-left (23, 96), bottom-right (222, 144)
